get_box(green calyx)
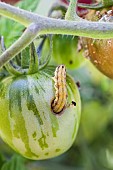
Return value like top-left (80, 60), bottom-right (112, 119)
top-left (0, 65), bottom-right (81, 160)
top-left (0, 36), bottom-right (53, 77)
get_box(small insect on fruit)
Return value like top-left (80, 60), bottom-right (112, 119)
top-left (51, 65), bottom-right (67, 114)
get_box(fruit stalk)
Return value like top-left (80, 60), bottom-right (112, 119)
top-left (78, 0), bottom-right (113, 9)
top-left (65, 0), bottom-right (82, 21)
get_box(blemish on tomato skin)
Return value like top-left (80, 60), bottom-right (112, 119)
top-left (55, 148), bottom-right (61, 152)
top-left (32, 131), bottom-right (37, 140)
top-left (107, 40), bottom-right (112, 46)
top-left (94, 60), bottom-right (98, 64)
top-left (69, 60), bottom-right (73, 65)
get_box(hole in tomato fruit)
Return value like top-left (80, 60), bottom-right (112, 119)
top-left (71, 101), bottom-right (76, 106)
top-left (69, 60), bottom-right (73, 64)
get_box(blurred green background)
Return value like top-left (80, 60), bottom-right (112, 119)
top-left (0, 0), bottom-right (113, 169)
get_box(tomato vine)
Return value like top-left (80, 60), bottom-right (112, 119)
top-left (0, 0), bottom-right (113, 68)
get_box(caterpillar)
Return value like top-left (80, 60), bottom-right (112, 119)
top-left (51, 65), bottom-right (67, 114)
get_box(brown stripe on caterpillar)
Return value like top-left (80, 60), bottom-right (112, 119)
top-left (51, 65), bottom-right (67, 114)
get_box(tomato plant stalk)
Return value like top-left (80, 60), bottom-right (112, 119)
top-left (65, 0), bottom-right (82, 21)
top-left (0, 1), bottom-right (113, 68)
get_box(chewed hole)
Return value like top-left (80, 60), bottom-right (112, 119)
top-left (71, 101), bottom-right (76, 106)
top-left (62, 65), bottom-right (64, 68)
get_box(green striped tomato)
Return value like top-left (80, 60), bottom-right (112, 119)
top-left (0, 66), bottom-right (81, 160)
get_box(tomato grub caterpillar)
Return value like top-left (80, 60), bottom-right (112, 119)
top-left (51, 65), bottom-right (67, 114)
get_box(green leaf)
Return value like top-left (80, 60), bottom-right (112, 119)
top-left (1, 155), bottom-right (28, 170)
top-left (17, 0), bottom-right (40, 11)
top-left (0, 152), bottom-right (5, 169)
top-left (0, 0), bottom-right (41, 47)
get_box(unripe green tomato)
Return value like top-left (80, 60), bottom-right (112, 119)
top-left (0, 66), bottom-right (81, 160)
top-left (52, 35), bottom-right (85, 70)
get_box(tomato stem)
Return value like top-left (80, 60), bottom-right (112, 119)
top-left (1, 2), bottom-right (113, 68)
top-left (1, 2), bottom-right (113, 38)
top-left (65, 0), bottom-right (82, 21)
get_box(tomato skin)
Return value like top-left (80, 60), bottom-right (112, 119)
top-left (52, 35), bottom-right (85, 70)
top-left (83, 38), bottom-right (113, 79)
top-left (0, 67), bottom-right (81, 160)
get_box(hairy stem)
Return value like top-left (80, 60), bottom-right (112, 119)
top-left (65, 0), bottom-right (81, 21)
top-left (1, 2), bottom-right (113, 67)
top-left (0, 2), bottom-right (113, 38)
top-left (0, 2), bottom-right (32, 26)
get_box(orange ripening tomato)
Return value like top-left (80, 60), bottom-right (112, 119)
top-left (82, 9), bottom-right (113, 79)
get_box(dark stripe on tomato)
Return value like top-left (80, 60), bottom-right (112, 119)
top-left (0, 79), bottom-right (13, 147)
top-left (35, 75), bottom-right (46, 93)
top-left (38, 130), bottom-right (48, 150)
top-left (26, 92), bottom-right (43, 125)
top-left (8, 77), bottom-right (39, 158)
top-left (44, 101), bottom-right (59, 138)
top-left (0, 82), bottom-right (5, 98)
